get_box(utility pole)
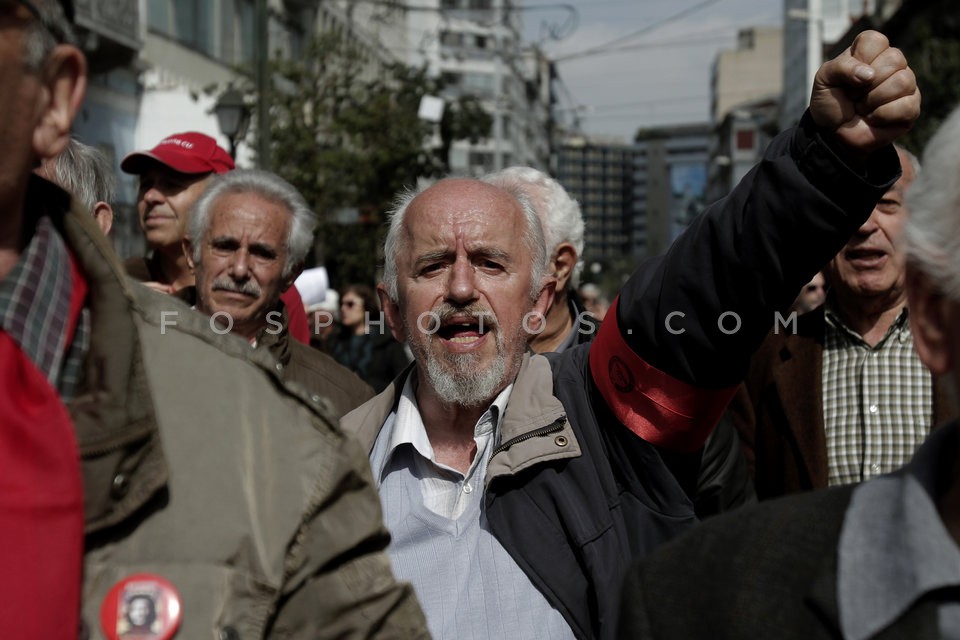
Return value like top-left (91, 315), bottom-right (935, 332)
top-left (788, 0), bottom-right (823, 108)
top-left (492, 0), bottom-right (504, 171)
top-left (255, 0), bottom-right (271, 170)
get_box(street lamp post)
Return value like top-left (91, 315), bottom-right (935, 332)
top-left (214, 88), bottom-right (251, 160)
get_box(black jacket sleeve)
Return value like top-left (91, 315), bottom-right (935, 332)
top-left (612, 112), bottom-right (900, 389)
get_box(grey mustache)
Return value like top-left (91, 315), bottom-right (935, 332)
top-left (212, 277), bottom-right (261, 297)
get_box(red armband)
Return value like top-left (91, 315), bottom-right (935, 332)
top-left (589, 296), bottom-right (736, 452)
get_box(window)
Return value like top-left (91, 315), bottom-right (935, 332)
top-left (148, 0), bottom-right (214, 56)
top-left (440, 31), bottom-right (463, 47)
top-left (462, 71), bottom-right (494, 95)
top-left (441, 72), bottom-right (462, 88)
top-left (468, 151), bottom-right (494, 172)
top-left (736, 129), bottom-right (755, 151)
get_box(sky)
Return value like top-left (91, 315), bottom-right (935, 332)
top-left (523, 0), bottom-right (783, 141)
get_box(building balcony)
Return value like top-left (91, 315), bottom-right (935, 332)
top-left (75, 0), bottom-right (142, 73)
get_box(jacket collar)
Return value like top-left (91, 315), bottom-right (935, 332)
top-left (803, 481), bottom-right (942, 640)
top-left (254, 303), bottom-right (291, 365)
top-left (175, 284), bottom-right (291, 361)
top-left (342, 353), bottom-right (581, 478)
top-left (806, 549), bottom-right (939, 639)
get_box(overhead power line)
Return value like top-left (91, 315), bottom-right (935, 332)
top-left (561, 31), bottom-right (731, 62)
top-left (554, 0), bottom-right (722, 62)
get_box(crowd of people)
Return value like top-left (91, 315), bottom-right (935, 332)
top-left (7, 1), bottom-right (959, 639)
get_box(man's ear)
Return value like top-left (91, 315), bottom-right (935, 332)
top-left (93, 201), bottom-right (113, 235)
top-left (182, 236), bottom-right (196, 272)
top-left (907, 266), bottom-right (953, 375)
top-left (531, 276), bottom-right (557, 331)
top-left (377, 284), bottom-right (406, 343)
top-left (550, 242), bottom-right (578, 292)
top-left (33, 45), bottom-right (86, 161)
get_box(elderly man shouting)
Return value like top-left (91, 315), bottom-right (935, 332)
top-left (342, 30), bottom-right (920, 640)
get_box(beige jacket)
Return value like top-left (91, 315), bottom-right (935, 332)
top-left (47, 177), bottom-right (427, 639)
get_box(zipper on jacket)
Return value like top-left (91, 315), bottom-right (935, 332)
top-left (487, 416), bottom-right (567, 469)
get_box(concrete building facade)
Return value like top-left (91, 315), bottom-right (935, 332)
top-left (711, 26), bottom-right (783, 124)
top-left (633, 125), bottom-right (712, 259)
top-left (708, 25), bottom-right (783, 201)
top-left (555, 137), bottom-right (636, 268)
top-left (404, 0), bottom-right (554, 174)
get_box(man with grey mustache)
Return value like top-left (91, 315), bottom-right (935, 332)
top-left (178, 169), bottom-right (374, 417)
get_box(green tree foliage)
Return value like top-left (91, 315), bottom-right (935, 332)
top-left (259, 32), bottom-right (492, 288)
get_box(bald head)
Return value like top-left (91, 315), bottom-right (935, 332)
top-left (382, 177), bottom-right (547, 302)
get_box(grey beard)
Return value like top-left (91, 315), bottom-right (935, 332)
top-left (404, 301), bottom-right (533, 408)
top-left (424, 347), bottom-right (507, 408)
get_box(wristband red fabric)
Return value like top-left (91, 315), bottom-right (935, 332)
top-left (589, 296), bottom-right (736, 452)
top-left (0, 252), bottom-right (87, 636)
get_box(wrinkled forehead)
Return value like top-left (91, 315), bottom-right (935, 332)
top-left (400, 179), bottom-right (525, 249)
top-left (207, 192), bottom-right (292, 237)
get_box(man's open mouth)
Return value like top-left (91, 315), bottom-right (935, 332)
top-left (437, 316), bottom-right (491, 343)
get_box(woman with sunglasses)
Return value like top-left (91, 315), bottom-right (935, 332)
top-left (331, 283), bottom-right (411, 392)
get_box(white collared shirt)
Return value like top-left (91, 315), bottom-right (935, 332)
top-left (375, 371), bottom-right (512, 519)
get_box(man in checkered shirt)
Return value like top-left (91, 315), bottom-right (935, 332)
top-left (732, 145), bottom-right (959, 500)
top-left (618, 104), bottom-right (960, 640)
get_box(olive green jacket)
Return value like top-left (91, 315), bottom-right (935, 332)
top-left (46, 178), bottom-right (427, 638)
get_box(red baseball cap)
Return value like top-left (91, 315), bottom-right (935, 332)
top-left (120, 132), bottom-right (235, 176)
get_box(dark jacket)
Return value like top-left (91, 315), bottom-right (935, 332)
top-left (258, 311), bottom-right (375, 415)
top-left (729, 305), bottom-right (959, 499)
top-left (330, 328), bottom-right (411, 392)
top-left (561, 297), bottom-right (754, 519)
top-left (617, 435), bottom-right (956, 640)
top-left (618, 485), bottom-right (862, 639)
top-left (122, 254), bottom-right (160, 282)
top-left (343, 113), bottom-right (902, 639)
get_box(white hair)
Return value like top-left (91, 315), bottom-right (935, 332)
top-left (482, 166), bottom-right (585, 288)
top-left (903, 107), bottom-right (960, 300)
top-left (189, 169), bottom-right (316, 279)
top-left (381, 177), bottom-right (547, 302)
top-left (51, 138), bottom-right (116, 211)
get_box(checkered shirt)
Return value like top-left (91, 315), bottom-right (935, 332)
top-left (0, 215), bottom-right (89, 400)
top-left (822, 305), bottom-right (932, 486)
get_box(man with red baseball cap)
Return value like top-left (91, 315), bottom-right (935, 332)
top-left (121, 132), bottom-right (234, 290)
top-left (121, 132), bottom-right (312, 341)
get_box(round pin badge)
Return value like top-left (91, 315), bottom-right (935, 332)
top-left (99, 573), bottom-right (182, 640)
